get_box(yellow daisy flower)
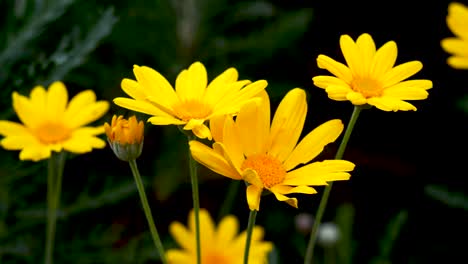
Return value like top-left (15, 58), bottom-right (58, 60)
top-left (0, 81), bottom-right (109, 161)
top-left (114, 61), bottom-right (268, 140)
top-left (441, 2), bottom-right (468, 69)
top-left (312, 33), bottom-right (432, 111)
top-left (190, 89), bottom-right (355, 211)
top-left (166, 209), bottom-right (273, 264)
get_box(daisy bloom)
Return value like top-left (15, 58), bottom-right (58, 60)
top-left (166, 209), bottom-right (273, 264)
top-left (0, 81), bottom-right (109, 161)
top-left (189, 89), bottom-right (355, 211)
top-left (312, 33), bottom-right (432, 111)
top-left (441, 2), bottom-right (468, 69)
top-left (114, 61), bottom-right (268, 140)
top-left (105, 115), bottom-right (144, 161)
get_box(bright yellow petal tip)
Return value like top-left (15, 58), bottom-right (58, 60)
top-left (0, 81), bottom-right (109, 161)
top-left (313, 33), bottom-right (432, 111)
top-left (441, 2), bottom-right (468, 69)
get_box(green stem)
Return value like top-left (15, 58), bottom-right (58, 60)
top-left (128, 159), bottom-right (168, 264)
top-left (217, 180), bottom-right (240, 221)
top-left (44, 152), bottom-right (66, 264)
top-left (187, 135), bottom-right (201, 264)
top-left (243, 210), bottom-right (258, 264)
top-left (304, 106), bottom-right (362, 264)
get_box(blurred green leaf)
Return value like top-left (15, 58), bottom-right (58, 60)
top-left (425, 184), bottom-right (468, 210)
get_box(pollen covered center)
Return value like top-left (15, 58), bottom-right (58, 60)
top-left (241, 154), bottom-right (287, 188)
top-left (172, 100), bottom-right (213, 122)
top-left (36, 122), bottom-right (71, 144)
top-left (351, 77), bottom-right (383, 98)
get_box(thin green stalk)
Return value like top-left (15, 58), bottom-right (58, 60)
top-left (187, 135), bottom-right (201, 264)
top-left (304, 106), bottom-right (363, 264)
top-left (128, 159), bottom-right (168, 264)
top-left (44, 152), bottom-right (66, 264)
top-left (217, 180), bottom-right (240, 221)
top-left (243, 210), bottom-right (258, 264)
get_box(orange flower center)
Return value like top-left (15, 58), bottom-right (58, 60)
top-left (241, 154), bottom-right (287, 188)
top-left (203, 252), bottom-right (232, 264)
top-left (172, 100), bottom-right (212, 122)
top-left (351, 77), bottom-right (383, 98)
top-left (36, 122), bottom-right (71, 144)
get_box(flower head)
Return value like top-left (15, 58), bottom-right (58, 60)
top-left (114, 61), bottom-right (268, 140)
top-left (166, 209), bottom-right (273, 264)
top-left (104, 115), bottom-right (144, 161)
top-left (313, 33), bottom-right (432, 111)
top-left (0, 81), bottom-right (109, 161)
top-left (441, 2), bottom-right (468, 69)
top-left (190, 89), bottom-right (355, 211)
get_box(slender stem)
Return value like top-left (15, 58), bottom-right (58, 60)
top-left (217, 180), bottom-right (240, 221)
top-left (187, 135), bottom-right (201, 264)
top-left (44, 152), bottom-right (66, 264)
top-left (304, 106), bottom-right (362, 264)
top-left (243, 210), bottom-right (258, 264)
top-left (128, 159), bottom-right (168, 264)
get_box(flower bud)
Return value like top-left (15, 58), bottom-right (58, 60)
top-left (104, 115), bottom-right (144, 161)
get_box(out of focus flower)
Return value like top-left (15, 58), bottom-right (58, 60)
top-left (0, 81), bottom-right (109, 161)
top-left (104, 115), bottom-right (144, 161)
top-left (166, 209), bottom-right (273, 264)
top-left (441, 2), bottom-right (468, 69)
top-left (114, 61), bottom-right (267, 139)
top-left (313, 33), bottom-right (432, 111)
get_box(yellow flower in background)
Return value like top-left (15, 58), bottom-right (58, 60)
top-left (104, 115), bottom-right (144, 161)
top-left (441, 2), bottom-right (468, 69)
top-left (114, 61), bottom-right (268, 140)
top-left (166, 209), bottom-right (273, 264)
top-left (0, 81), bottom-right (109, 161)
top-left (190, 89), bottom-right (354, 211)
top-left (313, 33), bottom-right (432, 111)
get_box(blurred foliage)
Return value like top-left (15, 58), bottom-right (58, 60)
top-left (425, 184), bottom-right (468, 211)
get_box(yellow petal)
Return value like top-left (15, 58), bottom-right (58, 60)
top-left (46, 81), bottom-right (68, 120)
top-left (198, 209), bottom-right (215, 245)
top-left (189, 141), bottom-right (241, 180)
top-left (19, 145), bottom-right (51, 161)
top-left (215, 215), bottom-right (239, 245)
top-left (283, 119), bottom-right (344, 171)
top-left (0, 134), bottom-right (39, 150)
top-left (187, 62), bottom-right (208, 101)
top-left (235, 97), bottom-right (269, 156)
top-left (447, 56), bottom-right (468, 69)
top-left (62, 134), bottom-right (106, 153)
top-left (370, 40), bottom-right (397, 78)
top-left (356, 33), bottom-right (376, 73)
top-left (222, 117), bottom-right (245, 169)
top-left (316, 55), bottom-right (353, 83)
top-left (204, 67), bottom-right (239, 106)
top-left (312, 76), bottom-right (350, 89)
top-left (66, 101), bottom-right (109, 128)
top-left (385, 79), bottom-right (433, 91)
top-left (189, 122), bottom-right (212, 140)
top-left (382, 61), bottom-right (422, 88)
top-left (64, 90), bottom-right (96, 120)
top-left (0, 121), bottom-right (30, 136)
top-left (346, 91), bottom-right (367, 105)
top-left (271, 185), bottom-right (317, 195)
top-left (246, 185), bottom-right (262, 211)
top-left (169, 222), bottom-right (194, 251)
top-left (29, 85), bottom-right (47, 116)
top-left (12, 92), bottom-right (41, 129)
top-left (213, 80), bottom-right (267, 115)
top-left (441, 38), bottom-right (468, 56)
top-left (133, 65), bottom-right (179, 108)
top-left (121, 78), bottom-right (147, 100)
top-left (283, 160), bottom-right (354, 185)
top-left (209, 115), bottom-right (226, 143)
top-left (270, 191), bottom-right (298, 208)
top-left (242, 168), bottom-right (263, 188)
top-left (383, 86), bottom-right (429, 100)
top-left (269, 88), bottom-right (307, 162)
top-left (367, 97), bottom-right (417, 111)
top-left (325, 85), bottom-right (353, 101)
top-left (114, 98), bottom-right (172, 117)
top-left (340, 34), bottom-right (363, 76)
top-left (166, 250), bottom-right (193, 264)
